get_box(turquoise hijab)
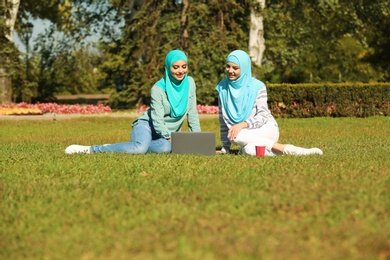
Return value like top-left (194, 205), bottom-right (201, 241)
top-left (215, 50), bottom-right (264, 124)
top-left (156, 50), bottom-right (189, 118)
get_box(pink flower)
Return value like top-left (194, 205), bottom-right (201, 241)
top-left (0, 102), bottom-right (112, 114)
top-left (197, 105), bottom-right (218, 114)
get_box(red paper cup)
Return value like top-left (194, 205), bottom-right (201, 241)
top-left (255, 146), bottom-right (266, 157)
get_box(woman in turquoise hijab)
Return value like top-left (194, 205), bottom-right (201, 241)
top-left (216, 50), bottom-right (323, 156)
top-left (65, 50), bottom-right (201, 154)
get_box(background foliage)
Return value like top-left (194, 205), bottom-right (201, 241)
top-left (1, 0), bottom-right (389, 107)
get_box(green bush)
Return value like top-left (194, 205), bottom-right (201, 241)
top-left (268, 83), bottom-right (390, 118)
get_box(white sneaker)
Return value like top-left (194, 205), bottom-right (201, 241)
top-left (307, 148), bottom-right (323, 155)
top-left (65, 145), bottom-right (91, 154)
top-left (284, 145), bottom-right (323, 156)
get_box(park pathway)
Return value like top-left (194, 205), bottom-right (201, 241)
top-left (0, 112), bottom-right (218, 121)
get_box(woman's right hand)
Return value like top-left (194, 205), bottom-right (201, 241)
top-left (227, 122), bottom-right (248, 140)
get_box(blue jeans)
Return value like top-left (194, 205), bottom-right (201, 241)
top-left (90, 120), bottom-right (171, 154)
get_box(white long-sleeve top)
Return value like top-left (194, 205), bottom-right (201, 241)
top-left (218, 86), bottom-right (278, 152)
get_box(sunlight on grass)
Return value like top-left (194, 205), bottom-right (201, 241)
top-left (1, 116), bottom-right (389, 259)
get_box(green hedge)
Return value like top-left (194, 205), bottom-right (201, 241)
top-left (267, 83), bottom-right (390, 118)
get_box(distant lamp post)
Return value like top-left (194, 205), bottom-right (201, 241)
top-left (21, 22), bottom-right (34, 80)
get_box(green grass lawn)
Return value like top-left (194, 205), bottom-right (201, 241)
top-left (1, 116), bottom-right (389, 260)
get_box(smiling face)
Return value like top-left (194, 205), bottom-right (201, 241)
top-left (226, 62), bottom-right (241, 81)
top-left (170, 60), bottom-right (188, 81)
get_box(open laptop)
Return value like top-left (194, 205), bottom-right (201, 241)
top-left (171, 132), bottom-right (216, 156)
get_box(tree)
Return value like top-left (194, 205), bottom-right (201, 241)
top-left (102, 0), bottom-right (252, 108)
top-left (248, 0), bottom-right (265, 66)
top-left (0, 0), bottom-right (20, 103)
top-left (257, 0), bottom-right (389, 83)
top-left (1, 0), bottom-right (121, 103)
top-left (3, 0), bottom-right (19, 41)
top-left (354, 0), bottom-right (390, 80)
top-left (180, 0), bottom-right (189, 52)
top-left (32, 27), bottom-right (107, 102)
top-left (3, 0), bottom-right (389, 105)
top-left (1, 0), bottom-right (75, 103)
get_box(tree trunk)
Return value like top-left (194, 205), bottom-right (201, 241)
top-left (0, 0), bottom-right (20, 104)
top-left (180, 0), bottom-right (189, 53)
top-left (248, 0), bottom-right (265, 66)
top-left (0, 68), bottom-right (12, 103)
top-left (5, 0), bottom-right (20, 41)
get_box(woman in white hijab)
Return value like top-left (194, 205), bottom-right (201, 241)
top-left (216, 50), bottom-right (323, 156)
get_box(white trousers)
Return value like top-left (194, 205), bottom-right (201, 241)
top-left (232, 121), bottom-right (280, 156)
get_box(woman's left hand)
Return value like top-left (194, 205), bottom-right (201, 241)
top-left (228, 122), bottom-right (248, 140)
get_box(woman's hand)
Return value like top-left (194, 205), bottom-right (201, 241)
top-left (228, 122), bottom-right (248, 140)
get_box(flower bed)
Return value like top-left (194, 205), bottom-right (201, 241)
top-left (196, 105), bottom-right (218, 114)
top-left (0, 107), bottom-right (43, 115)
top-left (0, 102), bottom-right (112, 115)
top-left (0, 103), bottom-right (219, 115)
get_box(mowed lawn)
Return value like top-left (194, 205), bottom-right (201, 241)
top-left (1, 115), bottom-right (389, 260)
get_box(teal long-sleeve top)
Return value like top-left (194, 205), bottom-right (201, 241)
top-left (134, 76), bottom-right (201, 139)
